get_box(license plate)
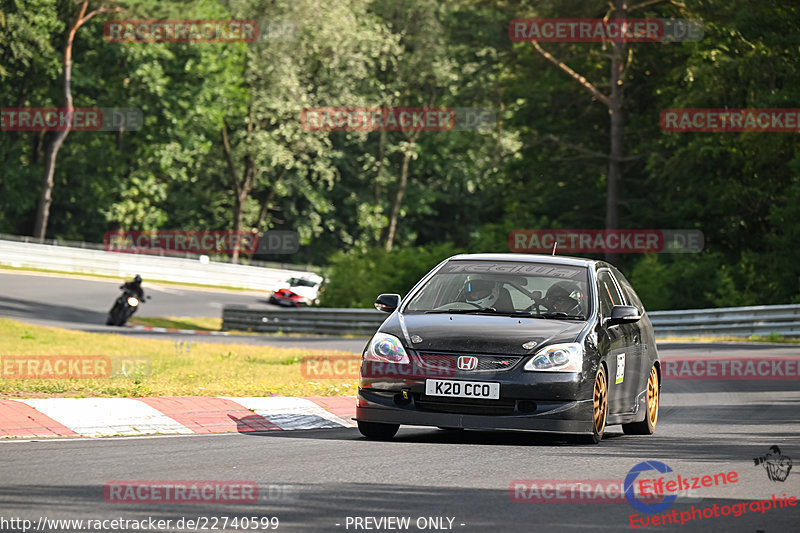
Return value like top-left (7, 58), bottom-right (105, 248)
top-left (425, 379), bottom-right (500, 400)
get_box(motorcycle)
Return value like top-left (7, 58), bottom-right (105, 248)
top-left (106, 288), bottom-right (149, 326)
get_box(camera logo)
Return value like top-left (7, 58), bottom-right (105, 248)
top-left (754, 446), bottom-right (793, 482)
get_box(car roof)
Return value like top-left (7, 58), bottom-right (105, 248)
top-left (447, 253), bottom-right (599, 269)
top-left (288, 273), bottom-right (323, 281)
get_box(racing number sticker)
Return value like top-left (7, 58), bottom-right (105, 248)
top-left (616, 353), bottom-right (625, 384)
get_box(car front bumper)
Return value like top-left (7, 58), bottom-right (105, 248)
top-left (356, 363), bottom-right (596, 434)
top-left (271, 295), bottom-right (308, 306)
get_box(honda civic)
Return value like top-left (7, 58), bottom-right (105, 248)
top-left (355, 253), bottom-right (660, 444)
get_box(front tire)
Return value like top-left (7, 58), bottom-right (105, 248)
top-left (107, 300), bottom-right (121, 326)
top-left (623, 365), bottom-right (659, 435)
top-left (574, 365), bottom-right (608, 444)
top-left (357, 421), bottom-right (399, 440)
top-left (115, 307), bottom-right (130, 326)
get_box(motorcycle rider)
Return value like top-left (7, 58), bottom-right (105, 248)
top-left (106, 275), bottom-right (146, 326)
top-left (120, 274), bottom-right (145, 300)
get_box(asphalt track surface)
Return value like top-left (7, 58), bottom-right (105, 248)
top-left (0, 271), bottom-right (366, 350)
top-left (1, 357), bottom-right (799, 533)
top-left (0, 271), bottom-right (269, 323)
top-left (1, 271), bottom-right (799, 532)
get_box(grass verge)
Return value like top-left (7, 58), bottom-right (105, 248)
top-left (128, 316), bottom-right (223, 331)
top-left (0, 318), bottom-right (359, 398)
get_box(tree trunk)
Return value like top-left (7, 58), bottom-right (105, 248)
top-left (31, 0), bottom-right (116, 240)
top-left (605, 0), bottom-right (627, 264)
top-left (230, 159), bottom-right (254, 264)
top-left (221, 121), bottom-right (257, 264)
top-left (384, 146), bottom-right (412, 252)
top-left (530, 0), bottom-right (644, 264)
top-left (33, 1), bottom-right (89, 241)
top-left (231, 190), bottom-right (246, 264)
top-left (34, 129), bottom-right (69, 240)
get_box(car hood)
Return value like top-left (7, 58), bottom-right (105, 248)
top-left (393, 313), bottom-right (587, 355)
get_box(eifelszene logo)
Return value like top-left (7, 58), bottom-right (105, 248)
top-left (625, 461), bottom-right (678, 514)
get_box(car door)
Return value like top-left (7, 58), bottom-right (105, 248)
top-left (597, 269), bottom-right (640, 415)
top-left (612, 267), bottom-right (653, 398)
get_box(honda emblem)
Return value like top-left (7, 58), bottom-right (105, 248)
top-left (457, 355), bottom-right (478, 371)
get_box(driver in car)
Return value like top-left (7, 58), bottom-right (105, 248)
top-left (464, 278), bottom-right (500, 308)
top-left (463, 277), bottom-right (518, 312)
top-left (543, 282), bottom-right (583, 315)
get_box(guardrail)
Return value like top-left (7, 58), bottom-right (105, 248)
top-left (0, 238), bottom-right (315, 291)
top-left (222, 307), bottom-right (385, 335)
top-left (648, 304), bottom-right (800, 337)
top-left (222, 304), bottom-right (800, 338)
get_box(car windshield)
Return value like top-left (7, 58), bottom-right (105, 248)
top-left (403, 260), bottom-right (591, 318)
top-left (288, 278), bottom-right (318, 287)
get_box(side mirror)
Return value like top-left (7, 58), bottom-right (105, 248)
top-left (374, 293), bottom-right (401, 313)
top-left (608, 305), bottom-right (640, 326)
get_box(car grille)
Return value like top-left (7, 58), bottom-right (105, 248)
top-left (416, 394), bottom-right (517, 416)
top-left (415, 352), bottom-right (523, 373)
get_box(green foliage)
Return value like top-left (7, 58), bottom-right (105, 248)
top-left (320, 243), bottom-right (463, 308)
top-left (1, 0), bottom-right (800, 309)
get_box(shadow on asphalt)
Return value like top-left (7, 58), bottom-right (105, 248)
top-left (232, 423), bottom-right (800, 471)
top-left (234, 391), bottom-right (800, 460)
top-left (238, 425), bottom-right (604, 446)
top-left (0, 295), bottom-right (107, 324)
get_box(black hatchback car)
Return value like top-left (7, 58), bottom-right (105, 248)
top-left (356, 253), bottom-right (660, 444)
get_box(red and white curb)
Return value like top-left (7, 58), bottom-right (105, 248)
top-left (0, 396), bottom-right (355, 439)
top-left (125, 325), bottom-right (229, 336)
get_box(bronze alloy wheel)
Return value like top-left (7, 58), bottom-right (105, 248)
top-left (647, 366), bottom-right (659, 427)
top-left (593, 366), bottom-right (608, 435)
top-left (622, 364), bottom-right (660, 436)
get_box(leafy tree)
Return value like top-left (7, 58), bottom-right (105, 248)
top-left (219, 0), bottom-right (401, 262)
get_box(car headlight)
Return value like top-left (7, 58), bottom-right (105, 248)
top-left (127, 297), bottom-right (139, 307)
top-left (523, 343), bottom-right (583, 372)
top-left (363, 332), bottom-right (410, 364)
